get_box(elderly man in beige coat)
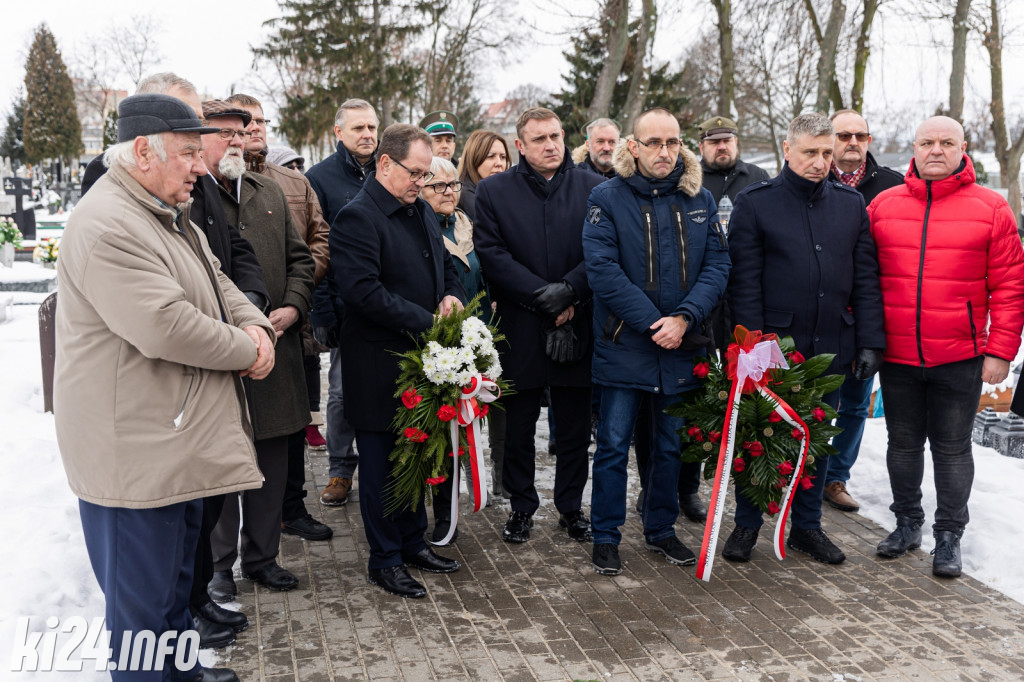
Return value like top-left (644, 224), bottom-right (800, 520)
top-left (54, 93), bottom-right (275, 682)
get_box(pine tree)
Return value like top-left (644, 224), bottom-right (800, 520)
top-left (22, 24), bottom-right (83, 164)
top-left (546, 21), bottom-right (690, 149)
top-left (102, 108), bottom-right (118, 149)
top-left (253, 0), bottom-right (425, 151)
top-left (0, 95), bottom-right (28, 165)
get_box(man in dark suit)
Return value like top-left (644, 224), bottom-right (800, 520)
top-left (331, 124), bottom-right (466, 599)
top-left (723, 112), bottom-right (885, 566)
top-left (474, 107), bottom-right (606, 545)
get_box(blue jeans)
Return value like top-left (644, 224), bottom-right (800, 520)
top-left (326, 348), bottom-right (358, 478)
top-left (826, 376), bottom-right (873, 484)
top-left (591, 388), bottom-right (683, 545)
top-left (879, 357), bottom-right (983, 533)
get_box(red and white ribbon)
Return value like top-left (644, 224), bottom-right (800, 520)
top-left (697, 338), bottom-right (810, 581)
top-left (432, 375), bottom-right (500, 546)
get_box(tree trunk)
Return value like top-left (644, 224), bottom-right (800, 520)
top-left (588, 0), bottom-right (631, 120)
top-left (372, 0), bottom-right (393, 127)
top-left (949, 0), bottom-right (972, 121)
top-left (621, 0), bottom-right (657, 131)
top-left (985, 0), bottom-right (1024, 226)
top-left (849, 0), bottom-right (880, 112)
top-left (814, 0), bottom-right (846, 113)
top-left (711, 0), bottom-right (734, 116)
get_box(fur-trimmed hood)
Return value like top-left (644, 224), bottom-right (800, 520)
top-left (571, 143), bottom-right (590, 165)
top-left (612, 136), bottom-right (703, 198)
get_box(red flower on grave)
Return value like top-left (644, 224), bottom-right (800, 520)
top-left (777, 461), bottom-right (794, 476)
top-left (733, 457), bottom-right (746, 472)
top-left (436, 405), bottom-right (458, 422)
top-left (812, 406), bottom-right (826, 422)
top-left (745, 441), bottom-right (764, 457)
top-left (693, 362), bottom-right (711, 379)
top-left (401, 387), bottom-right (422, 409)
top-left (425, 476), bottom-right (447, 486)
top-left (768, 412), bottom-right (783, 423)
top-left (687, 425), bottom-right (704, 442)
top-left (787, 351), bottom-right (805, 364)
top-left (791, 427), bottom-right (804, 440)
top-left (799, 475), bottom-right (815, 491)
top-left (767, 501), bottom-right (781, 515)
top-left (709, 431), bottom-right (722, 444)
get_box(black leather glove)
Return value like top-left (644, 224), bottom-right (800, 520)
top-left (852, 348), bottom-right (884, 381)
top-left (313, 325), bottom-right (340, 349)
top-left (244, 291), bottom-right (269, 314)
top-left (545, 324), bottom-right (578, 363)
top-left (532, 281), bottom-right (577, 317)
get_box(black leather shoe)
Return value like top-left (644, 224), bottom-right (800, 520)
top-left (635, 488), bottom-right (645, 515)
top-left (931, 530), bottom-right (962, 578)
top-left (243, 562), bottom-right (299, 591)
top-left (722, 525), bottom-right (759, 562)
top-left (502, 511), bottom-right (534, 543)
top-left (207, 570), bottom-right (236, 603)
top-left (186, 667), bottom-right (240, 682)
top-left (193, 614), bottom-right (235, 649)
top-left (367, 565), bottom-right (426, 598)
top-left (787, 527), bottom-right (846, 564)
top-left (281, 513), bottom-right (334, 541)
top-left (196, 601), bottom-right (248, 633)
top-left (558, 510), bottom-right (593, 542)
top-left (403, 546), bottom-right (461, 573)
top-left (877, 519), bottom-right (922, 558)
top-left (680, 493), bottom-right (708, 523)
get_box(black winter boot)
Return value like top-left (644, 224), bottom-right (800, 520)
top-left (876, 518), bottom-right (923, 558)
top-left (931, 530), bottom-right (962, 578)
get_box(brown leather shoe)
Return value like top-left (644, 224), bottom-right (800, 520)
top-left (824, 481), bottom-right (859, 512)
top-left (321, 477), bottom-right (352, 506)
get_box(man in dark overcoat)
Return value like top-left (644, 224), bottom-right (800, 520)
top-left (724, 112), bottom-right (885, 566)
top-left (332, 123), bottom-right (466, 599)
top-left (201, 101), bottom-right (316, 595)
top-left (474, 107), bottom-right (606, 545)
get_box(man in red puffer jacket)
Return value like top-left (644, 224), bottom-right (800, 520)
top-left (868, 115), bottom-right (1024, 579)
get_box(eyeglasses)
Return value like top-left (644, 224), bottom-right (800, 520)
top-left (392, 158), bottom-right (434, 183)
top-left (836, 132), bottom-right (870, 142)
top-left (251, 118), bottom-right (271, 127)
top-left (424, 180), bottom-right (463, 194)
top-left (215, 129), bottom-right (253, 141)
top-left (636, 138), bottom-right (682, 152)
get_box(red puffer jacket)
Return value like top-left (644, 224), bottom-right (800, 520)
top-left (868, 155), bottom-right (1024, 367)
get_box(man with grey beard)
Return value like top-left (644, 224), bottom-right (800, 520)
top-left (201, 100), bottom-right (316, 596)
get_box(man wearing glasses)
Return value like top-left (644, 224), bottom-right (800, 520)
top-left (200, 100), bottom-right (317, 596)
top-left (583, 108), bottom-right (731, 575)
top-left (822, 109), bottom-right (903, 516)
top-left (331, 123), bottom-right (465, 598)
top-left (474, 107), bottom-right (606, 545)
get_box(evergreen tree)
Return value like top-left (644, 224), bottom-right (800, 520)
top-left (102, 108), bottom-right (118, 149)
top-left (546, 21), bottom-right (690, 150)
top-left (23, 24), bottom-right (83, 164)
top-left (0, 95), bottom-right (28, 165)
top-left (253, 0), bottom-right (425, 151)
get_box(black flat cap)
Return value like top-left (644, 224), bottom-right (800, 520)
top-left (117, 93), bottom-right (218, 142)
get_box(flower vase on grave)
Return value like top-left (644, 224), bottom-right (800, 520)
top-left (0, 242), bottom-right (13, 268)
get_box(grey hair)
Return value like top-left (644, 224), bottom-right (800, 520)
top-left (103, 134), bottom-right (167, 169)
top-left (429, 156), bottom-right (457, 179)
top-left (586, 118), bottom-right (620, 137)
top-left (335, 99), bottom-right (377, 128)
top-left (136, 72), bottom-right (197, 96)
top-left (787, 113), bottom-right (833, 143)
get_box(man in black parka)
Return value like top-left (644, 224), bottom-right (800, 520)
top-left (332, 124), bottom-right (466, 599)
top-left (474, 107), bottom-right (606, 545)
top-left (723, 112), bottom-right (885, 567)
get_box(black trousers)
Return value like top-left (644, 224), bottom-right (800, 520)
top-left (212, 435), bottom-right (288, 574)
top-left (503, 386), bottom-right (591, 515)
top-left (281, 429), bottom-right (309, 523)
top-left (189, 493), bottom-right (226, 610)
top-left (356, 429), bottom-right (428, 570)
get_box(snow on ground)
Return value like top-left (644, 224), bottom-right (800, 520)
top-left (2, 301), bottom-right (1024, 676)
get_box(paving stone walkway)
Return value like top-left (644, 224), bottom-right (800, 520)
top-left (215, 430), bottom-right (1024, 682)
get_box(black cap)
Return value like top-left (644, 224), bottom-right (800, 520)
top-left (117, 93), bottom-right (218, 143)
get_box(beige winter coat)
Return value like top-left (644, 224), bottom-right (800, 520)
top-left (54, 161), bottom-right (273, 509)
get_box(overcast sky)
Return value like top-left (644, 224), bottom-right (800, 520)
top-left (1, 0), bottom-right (1022, 145)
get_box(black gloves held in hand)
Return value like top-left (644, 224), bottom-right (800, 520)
top-left (545, 324), bottom-right (580, 363)
top-left (532, 281), bottom-right (577, 317)
top-left (852, 348), bottom-right (884, 381)
top-left (313, 325), bottom-right (340, 349)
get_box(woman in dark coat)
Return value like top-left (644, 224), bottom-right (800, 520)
top-left (456, 130), bottom-right (510, 222)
